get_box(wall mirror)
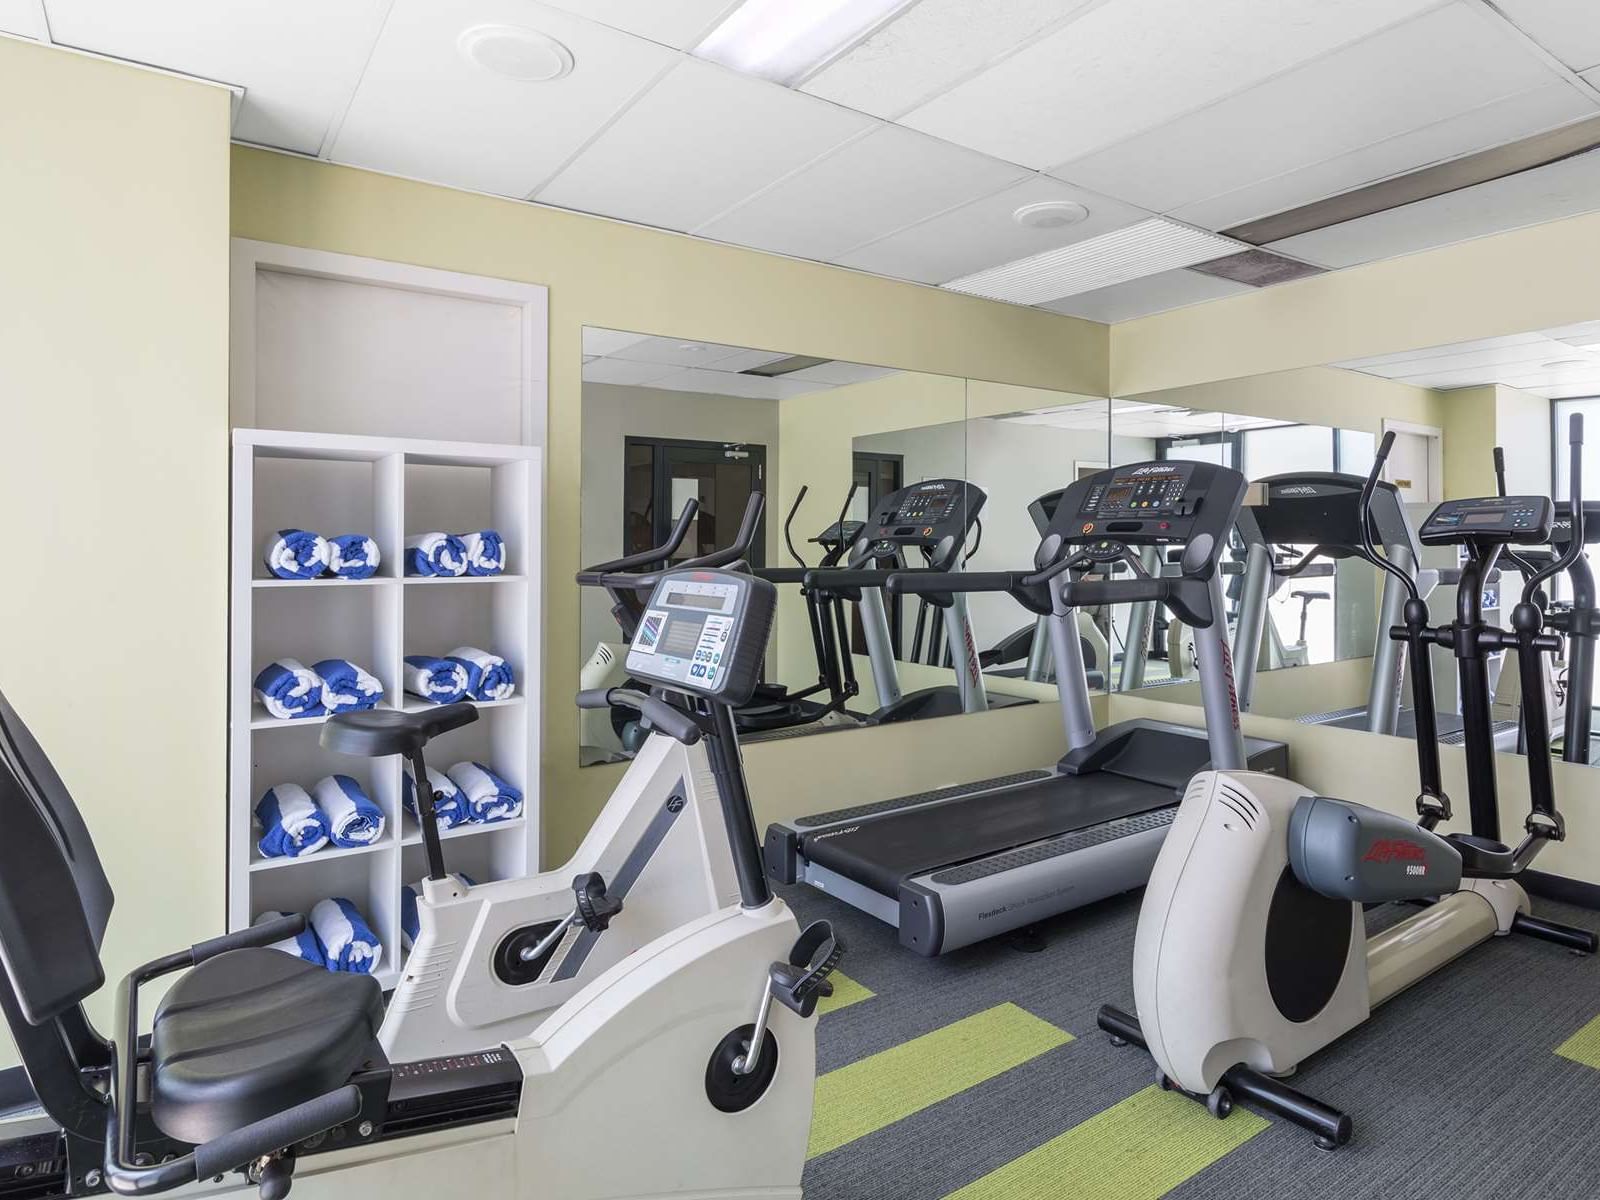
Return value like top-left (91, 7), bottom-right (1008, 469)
top-left (1099, 327), bottom-right (1600, 769)
top-left (578, 327), bottom-right (1114, 764)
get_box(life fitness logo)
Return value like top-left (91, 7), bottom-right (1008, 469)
top-left (1363, 839), bottom-right (1428, 876)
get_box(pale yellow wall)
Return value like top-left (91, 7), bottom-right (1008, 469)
top-left (229, 147), bottom-right (1110, 863)
top-left (1441, 386), bottom-right (1500, 500)
top-left (1111, 208), bottom-right (1600, 396)
top-left (0, 40), bottom-right (231, 1061)
top-left (1121, 365), bottom-right (1441, 435)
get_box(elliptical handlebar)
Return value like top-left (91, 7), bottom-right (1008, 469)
top-left (783, 486), bottom-right (809, 568)
top-left (1520, 414), bottom-right (1585, 607)
top-left (678, 492), bottom-right (765, 571)
top-left (579, 499), bottom-right (700, 582)
top-left (1357, 433), bottom-right (1421, 606)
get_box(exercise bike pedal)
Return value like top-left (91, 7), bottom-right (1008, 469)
top-left (572, 871), bottom-right (623, 932)
top-left (770, 921), bottom-right (844, 1019)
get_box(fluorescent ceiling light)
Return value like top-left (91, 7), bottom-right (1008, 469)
top-left (942, 218), bottom-right (1246, 307)
top-left (695, 0), bottom-right (919, 87)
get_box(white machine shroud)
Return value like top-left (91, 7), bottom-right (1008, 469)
top-left (383, 733), bottom-right (740, 1062)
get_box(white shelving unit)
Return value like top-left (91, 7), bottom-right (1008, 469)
top-left (230, 428), bottom-right (542, 989)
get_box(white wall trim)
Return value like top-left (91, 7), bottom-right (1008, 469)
top-left (230, 238), bottom-right (549, 445)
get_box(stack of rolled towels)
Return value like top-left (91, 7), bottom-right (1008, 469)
top-left (404, 530), bottom-right (506, 577)
top-left (402, 760), bottom-right (523, 831)
top-left (403, 646), bottom-right (514, 705)
top-left (263, 529), bottom-right (381, 581)
top-left (256, 775), bottom-right (386, 859)
top-left (256, 899), bottom-right (383, 974)
top-left (253, 657), bottom-right (384, 720)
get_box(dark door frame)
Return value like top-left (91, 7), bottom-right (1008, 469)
top-left (624, 435), bottom-right (769, 567)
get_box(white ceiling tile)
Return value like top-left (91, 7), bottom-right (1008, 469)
top-left (536, 0), bottom-right (738, 49)
top-left (1339, 332), bottom-right (1550, 371)
top-left (834, 175), bottom-right (1150, 284)
top-left (1336, 326), bottom-right (1600, 397)
top-left (1168, 82), bottom-right (1595, 232)
top-left (709, 348), bottom-right (790, 372)
top-left (1038, 267), bottom-right (1253, 323)
top-left (697, 124), bottom-right (1029, 261)
top-left (899, 0), bottom-right (1441, 169)
top-left (801, 0), bottom-right (1097, 119)
top-left (580, 327), bottom-right (651, 356)
top-left (537, 57), bottom-right (874, 232)
top-left (582, 358), bottom-right (674, 385)
top-left (45, 0), bottom-right (388, 152)
top-left (1055, 6), bottom-right (1569, 215)
top-left (331, 0), bottom-right (676, 198)
top-left (1584, 65), bottom-right (1600, 89)
top-left (644, 367), bottom-right (806, 399)
top-left (609, 335), bottom-right (767, 369)
top-left (777, 362), bottom-right (900, 385)
top-left (1490, 0), bottom-right (1600, 72)
top-left (1269, 145), bottom-right (1600, 268)
top-left (0, 1), bottom-right (46, 39)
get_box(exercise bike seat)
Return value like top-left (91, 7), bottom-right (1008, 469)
top-left (321, 702), bottom-right (478, 757)
top-left (149, 949), bottom-right (383, 1144)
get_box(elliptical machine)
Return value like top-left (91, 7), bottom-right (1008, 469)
top-left (1098, 417), bottom-right (1598, 1148)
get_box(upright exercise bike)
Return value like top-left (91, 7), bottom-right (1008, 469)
top-left (1099, 418), bottom-right (1598, 1148)
top-left (0, 566), bottom-right (838, 1199)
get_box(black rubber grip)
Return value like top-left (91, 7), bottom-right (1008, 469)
top-left (193, 1085), bottom-right (362, 1179)
top-left (191, 915), bottom-right (305, 965)
top-left (576, 689), bottom-right (701, 745)
top-left (885, 570), bottom-right (1020, 596)
top-left (803, 568), bottom-right (888, 591)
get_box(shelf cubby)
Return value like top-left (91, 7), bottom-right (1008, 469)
top-left (231, 429), bottom-right (541, 992)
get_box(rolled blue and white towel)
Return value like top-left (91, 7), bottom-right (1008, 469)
top-left (254, 658), bottom-right (327, 721)
top-left (312, 774), bottom-right (386, 848)
top-left (404, 532), bottom-right (468, 577)
top-left (327, 534), bottom-right (380, 580)
top-left (262, 529), bottom-right (331, 581)
top-left (255, 910), bottom-right (325, 968)
top-left (313, 658), bottom-right (384, 714)
top-left (445, 646), bottom-right (515, 702)
top-left (402, 763), bottom-right (470, 829)
top-left (461, 530), bottom-right (506, 576)
top-left (403, 655), bottom-right (469, 704)
top-left (400, 872), bottom-right (475, 949)
top-left (310, 897), bottom-right (383, 974)
top-left (256, 783), bottom-right (330, 859)
top-left (448, 761), bottom-right (523, 824)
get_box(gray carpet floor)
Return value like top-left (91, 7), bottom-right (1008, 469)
top-left (788, 882), bottom-right (1600, 1200)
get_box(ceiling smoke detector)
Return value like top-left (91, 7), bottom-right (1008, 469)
top-left (458, 24), bottom-right (575, 82)
top-left (1012, 201), bottom-right (1090, 230)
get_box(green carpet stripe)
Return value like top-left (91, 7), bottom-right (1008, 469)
top-left (943, 1085), bottom-right (1268, 1200)
top-left (816, 971), bottom-right (875, 1017)
top-left (1556, 1013), bottom-right (1600, 1068)
top-left (809, 1002), bottom-right (1072, 1160)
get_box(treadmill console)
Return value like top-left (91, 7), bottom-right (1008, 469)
top-left (1044, 461), bottom-right (1245, 566)
top-left (1236, 472), bottom-right (1415, 560)
top-left (625, 568), bottom-right (776, 707)
top-left (850, 478), bottom-right (986, 570)
top-left (1419, 496), bottom-right (1553, 546)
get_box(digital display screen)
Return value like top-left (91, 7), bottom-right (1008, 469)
top-left (1465, 511), bottom-right (1504, 526)
top-left (659, 615), bottom-right (705, 658)
top-left (666, 590), bottom-right (726, 611)
top-left (1102, 486), bottom-right (1134, 510)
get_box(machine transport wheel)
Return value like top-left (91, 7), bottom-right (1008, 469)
top-left (705, 1025), bottom-right (779, 1113)
top-left (1157, 1072), bottom-right (1176, 1091)
top-left (1206, 1085), bottom-right (1233, 1119)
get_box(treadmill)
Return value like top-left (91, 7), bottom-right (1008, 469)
top-left (1232, 471), bottom-right (1520, 749)
top-left (764, 460), bottom-right (1289, 955)
top-left (801, 478), bottom-right (1032, 724)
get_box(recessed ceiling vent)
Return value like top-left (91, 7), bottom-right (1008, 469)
top-left (1187, 249), bottom-right (1326, 288)
top-left (743, 355), bottom-right (831, 378)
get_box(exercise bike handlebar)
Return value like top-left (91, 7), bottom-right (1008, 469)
top-left (576, 688), bottom-right (702, 745)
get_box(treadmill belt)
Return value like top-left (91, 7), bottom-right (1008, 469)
top-left (799, 773), bottom-right (1173, 898)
